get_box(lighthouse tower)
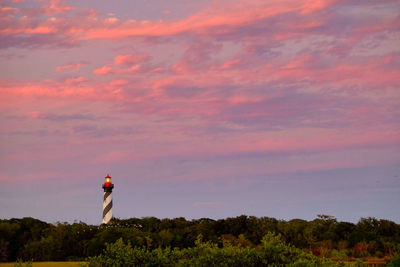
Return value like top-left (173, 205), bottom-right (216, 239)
top-left (102, 174), bottom-right (114, 224)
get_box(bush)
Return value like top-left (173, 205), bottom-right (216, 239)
top-left (14, 259), bottom-right (32, 267)
top-left (84, 233), bottom-right (357, 267)
top-left (388, 254), bottom-right (400, 267)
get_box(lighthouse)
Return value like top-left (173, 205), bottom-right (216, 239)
top-left (102, 174), bottom-right (114, 224)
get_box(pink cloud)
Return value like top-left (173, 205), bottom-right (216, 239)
top-left (43, 0), bottom-right (74, 15)
top-left (114, 53), bottom-right (151, 65)
top-left (228, 95), bottom-right (262, 104)
top-left (127, 64), bottom-right (141, 73)
top-left (0, 0), bottom-right (340, 42)
top-left (27, 111), bottom-right (41, 119)
top-left (93, 65), bottom-right (112, 75)
top-left (217, 59), bottom-right (241, 70)
top-left (0, 26), bottom-right (57, 35)
top-left (1, 0), bottom-right (399, 162)
top-left (299, 0), bottom-right (339, 14)
top-left (65, 76), bottom-right (88, 85)
top-left (172, 41), bottom-right (223, 74)
top-left (1, 0), bottom-right (396, 57)
top-left (75, 0), bottom-right (347, 41)
top-left (0, 6), bottom-right (19, 15)
top-left (0, 80), bottom-right (98, 101)
top-left (55, 62), bottom-right (86, 73)
top-left (109, 79), bottom-right (128, 87)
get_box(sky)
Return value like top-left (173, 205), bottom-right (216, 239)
top-left (0, 0), bottom-right (399, 225)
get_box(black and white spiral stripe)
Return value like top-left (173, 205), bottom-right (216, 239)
top-left (102, 191), bottom-right (113, 224)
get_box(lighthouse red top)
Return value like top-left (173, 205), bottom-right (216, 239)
top-left (102, 174), bottom-right (114, 189)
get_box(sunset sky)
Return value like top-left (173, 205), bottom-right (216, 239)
top-left (1, 0), bottom-right (399, 225)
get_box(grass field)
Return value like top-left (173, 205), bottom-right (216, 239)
top-left (0, 262), bottom-right (85, 267)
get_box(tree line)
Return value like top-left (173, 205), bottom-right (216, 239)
top-left (0, 215), bottom-right (399, 263)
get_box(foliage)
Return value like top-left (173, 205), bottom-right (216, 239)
top-left (84, 234), bottom-right (361, 267)
top-left (1, 215), bottom-right (399, 263)
top-left (388, 254), bottom-right (400, 267)
top-left (14, 259), bottom-right (32, 267)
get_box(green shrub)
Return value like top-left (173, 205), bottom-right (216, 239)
top-left (388, 254), bottom-right (400, 267)
top-left (84, 233), bottom-right (359, 267)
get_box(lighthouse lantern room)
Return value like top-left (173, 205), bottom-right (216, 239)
top-left (102, 174), bottom-right (114, 224)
